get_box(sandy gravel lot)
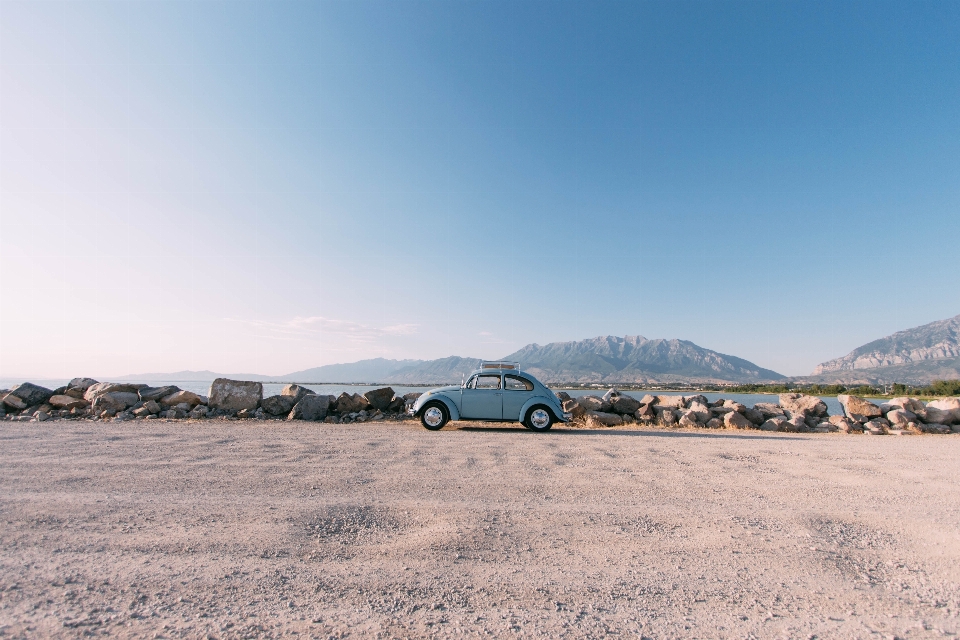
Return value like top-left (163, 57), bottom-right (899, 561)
top-left (1, 420), bottom-right (959, 639)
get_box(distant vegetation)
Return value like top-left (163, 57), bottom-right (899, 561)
top-left (723, 379), bottom-right (960, 398)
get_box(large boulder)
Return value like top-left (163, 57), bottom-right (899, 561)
top-left (656, 395), bottom-right (685, 408)
top-left (563, 399), bottom-right (586, 420)
top-left (139, 385), bottom-right (181, 402)
top-left (49, 395), bottom-right (87, 410)
top-left (778, 393), bottom-right (828, 418)
top-left (920, 406), bottom-right (955, 425)
top-left (288, 394), bottom-right (330, 421)
top-left (208, 378), bottom-right (262, 412)
top-left (261, 395), bottom-right (297, 416)
top-left (837, 395), bottom-right (882, 421)
top-left (92, 392), bottom-right (139, 413)
top-left (576, 395), bottom-right (605, 412)
top-left (723, 400), bottom-right (747, 413)
top-left (84, 382), bottom-right (143, 402)
top-left (678, 411), bottom-right (700, 428)
top-left (68, 378), bottom-right (99, 392)
top-left (687, 401), bottom-right (711, 424)
top-left (886, 409), bottom-right (916, 428)
top-left (889, 397), bottom-right (926, 413)
top-left (683, 394), bottom-right (709, 407)
top-left (335, 392), bottom-right (370, 414)
top-left (724, 411), bottom-right (753, 429)
top-left (829, 415), bottom-right (862, 433)
top-left (158, 390), bottom-right (204, 408)
top-left (363, 387), bottom-right (396, 412)
top-left (759, 416), bottom-right (789, 432)
top-left (743, 407), bottom-right (765, 426)
top-left (281, 384), bottom-right (315, 404)
top-left (639, 394), bottom-right (658, 405)
top-left (927, 398), bottom-right (960, 422)
top-left (659, 409), bottom-right (678, 425)
top-left (9, 383), bottom-right (54, 407)
top-left (585, 411), bottom-right (623, 427)
top-left (754, 403), bottom-right (786, 419)
top-left (610, 395), bottom-right (641, 415)
top-left (2, 393), bottom-right (27, 411)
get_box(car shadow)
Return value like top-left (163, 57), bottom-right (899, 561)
top-left (452, 423), bottom-right (806, 441)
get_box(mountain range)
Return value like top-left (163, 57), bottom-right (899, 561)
top-left (803, 314), bottom-right (960, 385)
top-left (118, 336), bottom-right (786, 384)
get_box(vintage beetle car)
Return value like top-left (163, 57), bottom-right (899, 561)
top-left (409, 361), bottom-right (571, 431)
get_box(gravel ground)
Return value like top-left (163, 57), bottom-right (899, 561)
top-left (1, 419), bottom-right (959, 639)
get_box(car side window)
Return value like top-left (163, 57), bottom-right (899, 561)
top-left (475, 374), bottom-right (501, 390)
top-left (504, 375), bottom-right (534, 391)
top-left (465, 375), bottom-right (478, 389)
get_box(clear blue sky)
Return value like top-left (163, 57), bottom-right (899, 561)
top-left (1, 0), bottom-right (958, 378)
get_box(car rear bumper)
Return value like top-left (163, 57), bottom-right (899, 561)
top-left (562, 412), bottom-right (572, 422)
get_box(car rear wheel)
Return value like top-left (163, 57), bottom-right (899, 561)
top-left (524, 406), bottom-right (554, 431)
top-left (420, 402), bottom-right (449, 431)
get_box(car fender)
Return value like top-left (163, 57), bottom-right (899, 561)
top-left (416, 394), bottom-right (461, 421)
top-left (520, 396), bottom-right (566, 423)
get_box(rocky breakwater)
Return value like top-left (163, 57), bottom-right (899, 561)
top-left (558, 389), bottom-right (960, 435)
top-left (1, 377), bottom-right (421, 424)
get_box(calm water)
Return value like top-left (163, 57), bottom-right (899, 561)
top-left (1, 378), bottom-right (843, 415)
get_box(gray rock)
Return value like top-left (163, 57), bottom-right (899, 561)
top-left (743, 408), bottom-right (765, 425)
top-left (610, 395), bottom-right (641, 415)
top-left (785, 415), bottom-right (809, 432)
top-left (141, 400), bottom-right (161, 415)
top-left (778, 393), bottom-right (828, 418)
top-left (917, 423), bottom-right (952, 434)
top-left (921, 406), bottom-right (955, 425)
top-left (92, 392), bottom-right (140, 413)
top-left (133, 406), bottom-right (153, 418)
top-left (722, 400), bottom-right (746, 413)
top-left (159, 390), bottom-right (204, 408)
top-left (634, 403), bottom-right (654, 420)
top-left (9, 383), bottom-right (54, 407)
top-left (364, 387), bottom-right (396, 412)
top-left (687, 401), bottom-right (711, 424)
top-left (208, 378), bottom-right (262, 412)
top-left (576, 395), bottom-right (605, 411)
top-left (288, 394), bottom-right (330, 421)
top-left (890, 396), bottom-right (926, 413)
top-left (165, 408), bottom-right (187, 419)
top-left (556, 391), bottom-right (571, 402)
top-left (139, 385), bottom-right (181, 402)
top-left (84, 382), bottom-right (143, 402)
top-left (683, 394), bottom-right (709, 407)
top-left (236, 408), bottom-right (256, 419)
top-left (67, 377), bottom-right (99, 392)
top-left (724, 411), bottom-right (753, 429)
top-left (837, 395), bottom-right (882, 420)
top-left (678, 411), bottom-right (700, 428)
top-left (706, 418), bottom-right (724, 429)
top-left (49, 395), bottom-right (87, 410)
top-left (335, 392), bottom-right (370, 414)
top-left (657, 395), bottom-right (686, 409)
top-left (639, 394), bottom-right (658, 405)
top-left (754, 403), bottom-right (785, 419)
top-left (659, 409), bottom-right (678, 425)
top-left (281, 384), bottom-right (315, 404)
top-left (586, 411), bottom-right (623, 427)
top-left (403, 392), bottom-right (423, 402)
top-left (760, 417), bottom-right (789, 432)
top-left (563, 400), bottom-right (586, 420)
top-left (886, 409), bottom-right (916, 428)
top-left (927, 398), bottom-right (960, 422)
top-left (261, 395), bottom-right (297, 416)
top-left (2, 393), bottom-right (27, 411)
top-left (863, 419), bottom-right (888, 435)
top-left (189, 405), bottom-right (208, 419)
top-left (34, 411), bottom-right (50, 422)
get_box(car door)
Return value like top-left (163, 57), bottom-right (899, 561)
top-left (460, 374), bottom-right (503, 420)
top-left (502, 374), bottom-right (535, 421)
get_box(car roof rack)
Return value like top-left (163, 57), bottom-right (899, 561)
top-left (478, 360), bottom-right (520, 371)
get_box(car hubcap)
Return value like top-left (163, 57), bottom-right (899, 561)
top-left (424, 407), bottom-right (444, 427)
top-left (530, 409), bottom-right (550, 429)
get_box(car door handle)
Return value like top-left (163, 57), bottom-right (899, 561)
top-left (495, 393), bottom-right (502, 396)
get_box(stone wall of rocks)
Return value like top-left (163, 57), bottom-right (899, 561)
top-left (558, 389), bottom-right (960, 435)
top-left (0, 377), bottom-right (422, 424)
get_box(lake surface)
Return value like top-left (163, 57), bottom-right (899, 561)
top-left (1, 378), bottom-right (844, 415)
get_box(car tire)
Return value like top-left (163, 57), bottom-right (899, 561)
top-left (524, 406), bottom-right (554, 432)
top-left (420, 402), bottom-right (449, 431)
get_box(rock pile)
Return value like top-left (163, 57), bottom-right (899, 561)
top-left (1, 377), bottom-right (421, 424)
top-left (558, 389), bottom-right (960, 435)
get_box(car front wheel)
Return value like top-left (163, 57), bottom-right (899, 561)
top-left (524, 406), bottom-right (554, 431)
top-left (420, 402), bottom-right (449, 431)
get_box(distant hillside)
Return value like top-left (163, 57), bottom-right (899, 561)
top-left (116, 370), bottom-right (274, 382)
top-left (501, 335), bottom-right (784, 384)
top-left (808, 314), bottom-right (960, 385)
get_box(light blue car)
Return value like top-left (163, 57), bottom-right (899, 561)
top-left (409, 361), bottom-right (571, 431)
